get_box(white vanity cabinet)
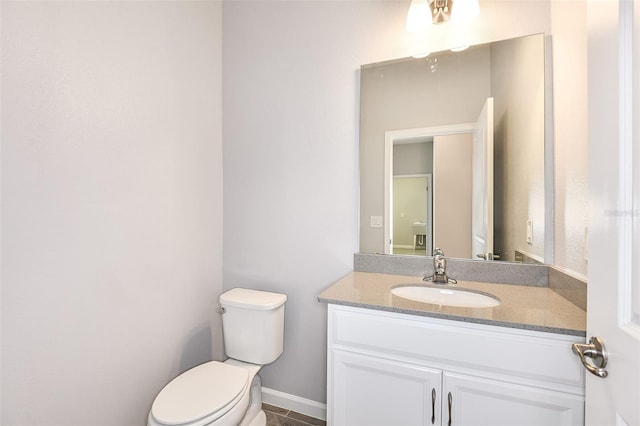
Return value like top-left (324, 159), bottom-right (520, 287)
top-left (332, 349), bottom-right (444, 425)
top-left (327, 304), bottom-right (585, 426)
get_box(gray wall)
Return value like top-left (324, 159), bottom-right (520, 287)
top-left (394, 142), bottom-right (433, 175)
top-left (221, 1), bottom-right (365, 404)
top-left (1, 2), bottom-right (223, 424)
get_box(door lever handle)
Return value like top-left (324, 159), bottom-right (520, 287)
top-left (572, 336), bottom-right (608, 378)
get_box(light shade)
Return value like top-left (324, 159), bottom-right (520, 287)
top-left (406, 0), bottom-right (432, 33)
top-left (451, 0), bottom-right (480, 23)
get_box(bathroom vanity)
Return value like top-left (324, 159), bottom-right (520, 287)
top-left (318, 271), bottom-right (586, 426)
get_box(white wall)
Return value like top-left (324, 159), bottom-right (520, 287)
top-left (1, 2), bottom-right (223, 425)
top-left (550, 0), bottom-right (589, 280)
top-left (222, 0), bottom-right (588, 405)
top-left (491, 35), bottom-right (546, 262)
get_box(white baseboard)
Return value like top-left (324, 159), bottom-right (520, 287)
top-left (393, 244), bottom-right (414, 249)
top-left (261, 387), bottom-right (326, 421)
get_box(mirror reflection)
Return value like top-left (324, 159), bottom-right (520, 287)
top-left (359, 33), bottom-right (546, 263)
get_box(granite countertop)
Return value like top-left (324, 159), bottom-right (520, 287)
top-left (318, 271), bottom-right (586, 336)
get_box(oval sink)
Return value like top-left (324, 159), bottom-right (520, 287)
top-left (391, 286), bottom-right (500, 308)
top-left (412, 221), bottom-right (427, 235)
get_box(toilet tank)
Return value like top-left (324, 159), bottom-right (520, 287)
top-left (219, 288), bottom-right (287, 365)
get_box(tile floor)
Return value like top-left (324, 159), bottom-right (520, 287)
top-left (263, 403), bottom-right (326, 426)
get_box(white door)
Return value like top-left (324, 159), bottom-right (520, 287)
top-left (331, 349), bottom-right (442, 426)
top-left (433, 133), bottom-right (473, 258)
top-left (443, 372), bottom-right (584, 426)
top-left (426, 173), bottom-right (433, 255)
top-left (585, 0), bottom-right (640, 425)
top-left (471, 98), bottom-right (494, 260)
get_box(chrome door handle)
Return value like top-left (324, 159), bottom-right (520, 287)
top-left (431, 388), bottom-right (436, 424)
top-left (572, 336), bottom-right (608, 378)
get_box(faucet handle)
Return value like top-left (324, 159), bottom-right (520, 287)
top-left (433, 247), bottom-right (445, 257)
top-left (434, 254), bottom-right (446, 273)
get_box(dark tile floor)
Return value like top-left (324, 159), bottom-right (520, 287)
top-left (263, 403), bottom-right (326, 426)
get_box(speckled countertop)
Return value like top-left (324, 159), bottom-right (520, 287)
top-left (318, 271), bottom-right (586, 336)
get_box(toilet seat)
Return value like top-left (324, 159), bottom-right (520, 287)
top-left (150, 361), bottom-right (249, 426)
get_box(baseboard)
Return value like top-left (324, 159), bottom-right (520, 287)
top-left (261, 387), bottom-right (326, 421)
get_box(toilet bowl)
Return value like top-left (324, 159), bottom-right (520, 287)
top-left (148, 288), bottom-right (287, 426)
top-left (148, 359), bottom-right (263, 426)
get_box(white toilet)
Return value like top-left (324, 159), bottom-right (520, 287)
top-left (148, 288), bottom-right (287, 426)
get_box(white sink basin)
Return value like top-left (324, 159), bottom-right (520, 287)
top-left (412, 221), bottom-right (427, 235)
top-left (391, 286), bottom-right (500, 308)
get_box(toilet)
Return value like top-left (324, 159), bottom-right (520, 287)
top-left (148, 288), bottom-right (287, 426)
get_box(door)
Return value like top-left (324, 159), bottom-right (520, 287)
top-left (443, 372), bottom-right (584, 426)
top-left (433, 133), bottom-right (473, 258)
top-left (383, 124), bottom-right (475, 256)
top-left (392, 175), bottom-right (429, 253)
top-left (585, 0), bottom-right (640, 424)
top-left (331, 350), bottom-right (442, 426)
top-left (426, 173), bottom-right (433, 255)
top-left (471, 98), bottom-right (495, 260)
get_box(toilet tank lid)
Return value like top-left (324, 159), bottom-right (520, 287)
top-left (220, 288), bottom-right (287, 310)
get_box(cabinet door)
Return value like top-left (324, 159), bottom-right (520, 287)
top-left (331, 349), bottom-right (442, 426)
top-left (443, 372), bottom-right (584, 426)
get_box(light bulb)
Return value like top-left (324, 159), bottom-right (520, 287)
top-left (406, 0), bottom-right (432, 33)
top-left (451, 0), bottom-right (480, 23)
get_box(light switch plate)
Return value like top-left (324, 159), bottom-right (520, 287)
top-left (370, 216), bottom-right (383, 228)
top-left (526, 220), bottom-right (533, 244)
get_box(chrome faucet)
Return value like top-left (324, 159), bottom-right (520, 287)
top-left (424, 248), bottom-right (457, 284)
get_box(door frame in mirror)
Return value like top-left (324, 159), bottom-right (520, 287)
top-left (384, 123), bottom-right (474, 255)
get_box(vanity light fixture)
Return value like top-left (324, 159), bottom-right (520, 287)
top-left (406, 0), bottom-right (432, 32)
top-left (406, 0), bottom-right (480, 33)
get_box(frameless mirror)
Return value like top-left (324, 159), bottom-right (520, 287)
top-left (359, 33), bottom-right (546, 263)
